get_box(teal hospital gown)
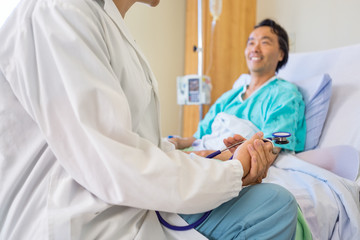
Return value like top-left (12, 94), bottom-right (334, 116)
top-left (193, 77), bottom-right (306, 152)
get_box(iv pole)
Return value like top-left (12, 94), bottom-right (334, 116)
top-left (197, 0), bottom-right (204, 120)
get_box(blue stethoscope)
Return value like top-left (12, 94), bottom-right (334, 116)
top-left (156, 132), bottom-right (291, 231)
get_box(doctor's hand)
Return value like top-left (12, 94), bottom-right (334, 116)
top-left (225, 132), bottom-right (275, 186)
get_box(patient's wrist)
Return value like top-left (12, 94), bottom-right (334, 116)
top-left (238, 158), bottom-right (250, 177)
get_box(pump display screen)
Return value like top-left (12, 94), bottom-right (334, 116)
top-left (188, 78), bottom-right (200, 103)
top-left (176, 75), bottom-right (211, 105)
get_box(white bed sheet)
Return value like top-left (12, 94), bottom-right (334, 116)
top-left (264, 153), bottom-right (360, 240)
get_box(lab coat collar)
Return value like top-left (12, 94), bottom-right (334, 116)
top-left (102, 0), bottom-right (161, 140)
top-left (101, 0), bottom-right (159, 93)
top-left (103, 0), bottom-right (136, 50)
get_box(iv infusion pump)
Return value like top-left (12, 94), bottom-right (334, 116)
top-left (176, 75), bottom-right (211, 105)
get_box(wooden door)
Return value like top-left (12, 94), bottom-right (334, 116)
top-left (182, 0), bottom-right (257, 137)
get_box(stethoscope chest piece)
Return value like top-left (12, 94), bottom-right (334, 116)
top-left (271, 132), bottom-right (291, 144)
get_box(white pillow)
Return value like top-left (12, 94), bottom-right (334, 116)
top-left (293, 74), bottom-right (332, 150)
top-left (276, 45), bottom-right (360, 155)
top-left (232, 73), bottom-right (332, 151)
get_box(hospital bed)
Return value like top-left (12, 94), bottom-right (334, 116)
top-left (167, 44), bottom-right (360, 239)
top-left (231, 43), bottom-right (360, 240)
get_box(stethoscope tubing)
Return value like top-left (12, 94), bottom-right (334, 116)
top-left (157, 132), bottom-right (290, 231)
top-left (155, 149), bottom-right (220, 231)
top-left (156, 209), bottom-right (212, 231)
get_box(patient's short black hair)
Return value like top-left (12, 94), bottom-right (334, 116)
top-left (254, 19), bottom-right (289, 72)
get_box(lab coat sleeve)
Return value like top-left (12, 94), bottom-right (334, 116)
top-left (9, 0), bottom-right (243, 214)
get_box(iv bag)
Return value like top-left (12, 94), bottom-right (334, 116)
top-left (209, 0), bottom-right (222, 19)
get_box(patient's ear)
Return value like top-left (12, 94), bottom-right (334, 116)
top-left (278, 50), bottom-right (284, 62)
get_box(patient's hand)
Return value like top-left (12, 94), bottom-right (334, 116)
top-left (168, 136), bottom-right (196, 150)
top-left (225, 132), bottom-right (275, 186)
top-left (223, 134), bottom-right (247, 154)
top-left (188, 134), bottom-right (245, 160)
top-left (187, 150), bottom-right (233, 161)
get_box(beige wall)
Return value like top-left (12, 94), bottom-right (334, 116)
top-left (125, 1), bottom-right (186, 137)
top-left (257, 0), bottom-right (360, 53)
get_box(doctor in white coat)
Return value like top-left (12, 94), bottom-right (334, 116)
top-left (0, 0), bottom-right (298, 239)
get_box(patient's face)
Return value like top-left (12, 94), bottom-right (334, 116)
top-left (245, 26), bottom-right (284, 77)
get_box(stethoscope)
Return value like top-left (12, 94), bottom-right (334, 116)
top-left (156, 132), bottom-right (291, 231)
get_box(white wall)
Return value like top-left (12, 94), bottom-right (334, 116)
top-left (125, 1), bottom-right (186, 137)
top-left (257, 0), bottom-right (360, 53)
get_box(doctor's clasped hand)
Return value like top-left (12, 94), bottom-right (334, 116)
top-left (223, 132), bottom-right (276, 186)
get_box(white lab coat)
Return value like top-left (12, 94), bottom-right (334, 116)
top-left (0, 0), bottom-right (244, 239)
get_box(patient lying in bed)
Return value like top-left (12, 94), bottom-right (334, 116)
top-left (170, 75), bottom-right (312, 239)
top-left (178, 113), bottom-right (360, 240)
top-left (171, 20), bottom-right (360, 239)
top-left (168, 71), bottom-right (353, 240)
